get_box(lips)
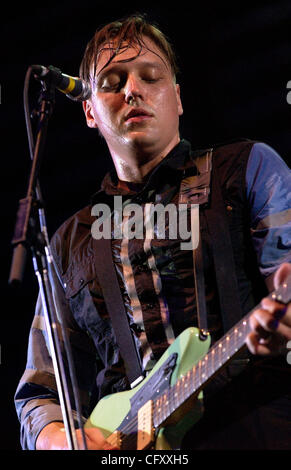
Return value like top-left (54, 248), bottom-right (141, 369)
top-left (124, 107), bottom-right (153, 122)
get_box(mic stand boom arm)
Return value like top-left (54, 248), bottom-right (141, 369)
top-left (9, 68), bottom-right (85, 450)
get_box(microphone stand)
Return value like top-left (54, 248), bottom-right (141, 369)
top-left (9, 67), bottom-right (86, 450)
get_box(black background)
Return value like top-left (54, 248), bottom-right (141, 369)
top-left (1, 0), bottom-right (291, 451)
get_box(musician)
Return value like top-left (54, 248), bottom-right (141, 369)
top-left (15, 14), bottom-right (291, 450)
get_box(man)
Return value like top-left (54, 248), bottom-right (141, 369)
top-left (15, 15), bottom-right (291, 450)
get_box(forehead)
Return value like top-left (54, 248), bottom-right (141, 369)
top-left (93, 36), bottom-right (171, 78)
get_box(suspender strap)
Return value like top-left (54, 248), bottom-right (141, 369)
top-left (204, 163), bottom-right (243, 332)
top-left (193, 231), bottom-right (208, 334)
top-left (180, 149), bottom-right (213, 336)
top-left (92, 237), bottom-right (144, 388)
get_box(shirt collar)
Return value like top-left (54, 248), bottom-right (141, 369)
top-left (91, 139), bottom-right (193, 204)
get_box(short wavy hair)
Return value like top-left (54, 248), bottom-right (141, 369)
top-left (79, 14), bottom-right (179, 83)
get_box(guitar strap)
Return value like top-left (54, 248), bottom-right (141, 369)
top-left (92, 236), bottom-right (144, 388)
top-left (204, 155), bottom-right (243, 332)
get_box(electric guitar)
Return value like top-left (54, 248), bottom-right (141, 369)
top-left (85, 275), bottom-right (291, 450)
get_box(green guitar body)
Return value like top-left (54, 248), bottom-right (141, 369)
top-left (85, 327), bottom-right (211, 449)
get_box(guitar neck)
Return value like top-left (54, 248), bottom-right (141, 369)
top-left (153, 310), bottom-right (251, 428)
top-left (153, 275), bottom-right (291, 428)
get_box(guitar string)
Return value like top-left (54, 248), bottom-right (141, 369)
top-left (110, 317), bottom-right (251, 448)
top-left (153, 317), bottom-right (251, 427)
top-left (113, 284), bottom-right (289, 447)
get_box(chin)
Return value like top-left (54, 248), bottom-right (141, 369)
top-left (124, 132), bottom-right (159, 151)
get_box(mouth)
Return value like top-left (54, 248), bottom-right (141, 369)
top-left (124, 107), bottom-right (153, 123)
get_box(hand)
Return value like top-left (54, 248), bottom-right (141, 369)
top-left (246, 263), bottom-right (291, 356)
top-left (36, 421), bottom-right (118, 450)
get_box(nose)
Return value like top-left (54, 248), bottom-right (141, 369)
top-left (124, 73), bottom-right (143, 104)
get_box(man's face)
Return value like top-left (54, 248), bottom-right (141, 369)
top-left (83, 37), bottom-right (183, 161)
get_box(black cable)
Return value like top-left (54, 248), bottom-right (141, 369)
top-left (23, 66), bottom-right (88, 450)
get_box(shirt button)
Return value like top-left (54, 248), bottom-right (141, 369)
top-left (136, 265), bottom-right (148, 273)
top-left (145, 302), bottom-right (155, 310)
top-left (79, 278), bottom-right (84, 286)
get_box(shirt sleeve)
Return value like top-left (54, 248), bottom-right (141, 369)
top-left (14, 260), bottom-right (98, 450)
top-left (246, 142), bottom-right (291, 278)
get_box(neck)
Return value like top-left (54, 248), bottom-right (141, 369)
top-left (109, 137), bottom-right (180, 183)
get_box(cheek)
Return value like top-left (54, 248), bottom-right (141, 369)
top-left (155, 88), bottom-right (180, 124)
top-left (156, 85), bottom-right (180, 111)
top-left (92, 97), bottom-right (120, 133)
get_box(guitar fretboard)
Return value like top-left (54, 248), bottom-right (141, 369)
top-left (153, 271), bottom-right (291, 427)
top-left (153, 309), bottom-right (252, 427)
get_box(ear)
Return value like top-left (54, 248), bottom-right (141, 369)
top-left (175, 84), bottom-right (183, 116)
top-left (82, 100), bottom-right (98, 128)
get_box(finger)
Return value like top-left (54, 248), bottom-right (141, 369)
top-left (245, 331), bottom-right (258, 355)
top-left (273, 263), bottom-right (291, 289)
top-left (250, 307), bottom-right (279, 333)
top-left (247, 311), bottom-right (284, 355)
top-left (246, 331), bottom-right (272, 355)
top-left (103, 441), bottom-right (119, 450)
top-left (246, 330), bottom-right (284, 356)
top-left (261, 298), bottom-right (291, 335)
top-left (247, 313), bottom-right (272, 354)
top-left (83, 428), bottom-right (119, 450)
top-left (261, 298), bottom-right (287, 319)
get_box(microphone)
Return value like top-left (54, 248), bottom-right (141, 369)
top-left (33, 65), bottom-right (91, 101)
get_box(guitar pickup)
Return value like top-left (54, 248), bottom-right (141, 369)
top-left (137, 400), bottom-right (155, 450)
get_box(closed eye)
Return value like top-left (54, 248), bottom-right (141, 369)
top-left (98, 72), bottom-right (126, 92)
top-left (142, 77), bottom-right (161, 83)
top-left (100, 82), bottom-right (120, 91)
